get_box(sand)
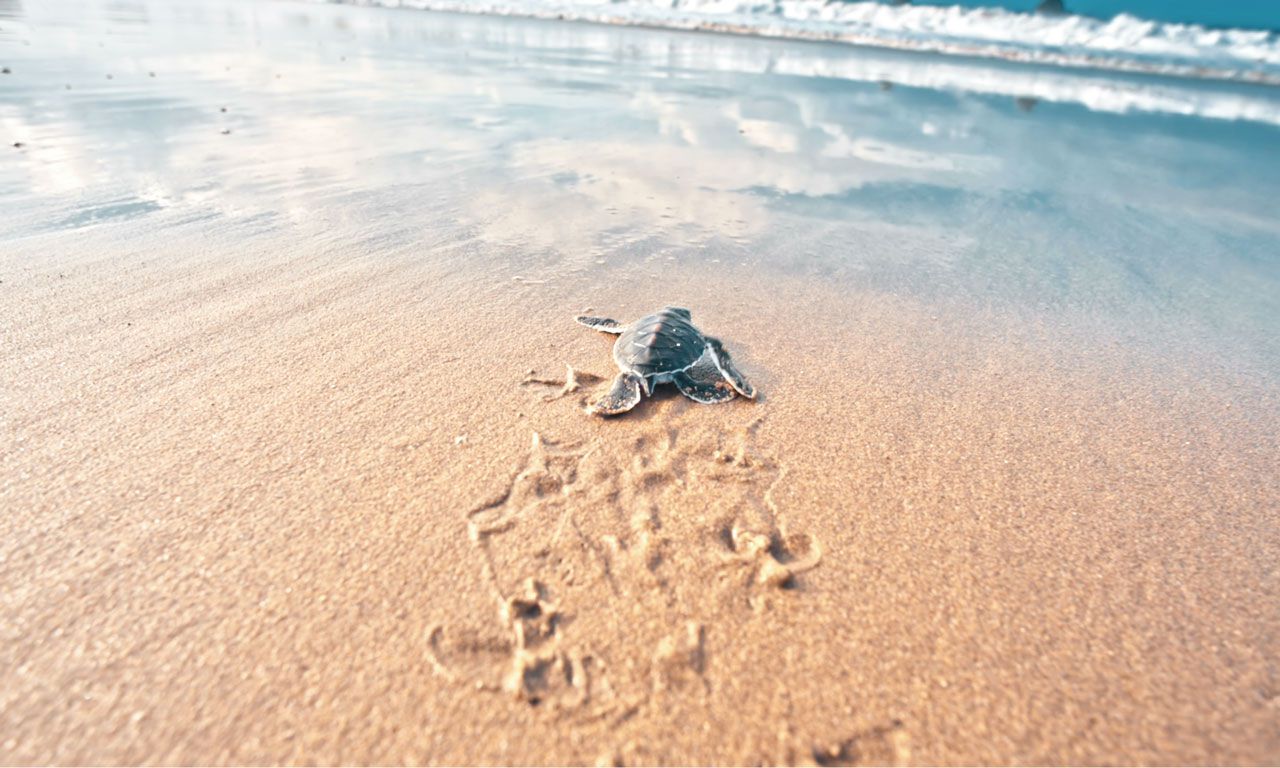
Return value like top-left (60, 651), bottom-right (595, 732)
top-left (4, 220), bottom-right (1278, 764)
top-left (3, 0), bottom-right (1280, 764)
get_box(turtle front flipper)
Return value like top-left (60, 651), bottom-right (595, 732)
top-left (575, 315), bottom-right (625, 334)
top-left (590, 372), bottom-right (645, 415)
top-left (672, 352), bottom-right (736, 404)
top-left (705, 337), bottom-right (756, 399)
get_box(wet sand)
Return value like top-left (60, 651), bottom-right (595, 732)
top-left (3, 0), bottom-right (1280, 764)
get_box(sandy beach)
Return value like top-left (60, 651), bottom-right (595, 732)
top-left (3, 0), bottom-right (1280, 764)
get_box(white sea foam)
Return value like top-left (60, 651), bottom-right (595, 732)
top-left (320, 0), bottom-right (1280, 84)
top-left (762, 49), bottom-right (1280, 125)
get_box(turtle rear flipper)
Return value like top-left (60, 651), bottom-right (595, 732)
top-left (673, 352), bottom-right (736, 404)
top-left (575, 315), bottom-right (625, 334)
top-left (706, 336), bottom-right (756, 399)
top-left (590, 372), bottom-right (644, 415)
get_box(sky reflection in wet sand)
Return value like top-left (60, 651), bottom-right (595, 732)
top-left (2, 0), bottom-right (1278, 371)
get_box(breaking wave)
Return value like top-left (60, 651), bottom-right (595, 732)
top-left (319, 0), bottom-right (1280, 84)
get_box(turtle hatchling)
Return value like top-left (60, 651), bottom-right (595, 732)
top-left (575, 306), bottom-right (756, 416)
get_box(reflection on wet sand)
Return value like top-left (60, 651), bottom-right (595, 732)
top-left (1, 0), bottom-right (1278, 366)
top-left (2, 0), bottom-right (1278, 353)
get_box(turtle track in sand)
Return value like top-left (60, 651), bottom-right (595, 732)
top-left (430, 426), bottom-right (818, 702)
top-left (417, 368), bottom-right (911, 764)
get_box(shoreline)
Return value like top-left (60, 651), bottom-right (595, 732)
top-left (316, 0), bottom-right (1280, 86)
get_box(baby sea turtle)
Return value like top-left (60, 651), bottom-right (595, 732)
top-left (575, 306), bottom-right (756, 416)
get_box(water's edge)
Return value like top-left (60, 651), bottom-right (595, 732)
top-left (318, 0), bottom-right (1280, 85)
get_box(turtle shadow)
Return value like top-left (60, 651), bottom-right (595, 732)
top-left (598, 381), bottom-right (764, 421)
top-left (594, 385), bottom-right (689, 422)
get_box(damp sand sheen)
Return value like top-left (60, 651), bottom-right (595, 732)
top-left (2, 0), bottom-right (1280, 765)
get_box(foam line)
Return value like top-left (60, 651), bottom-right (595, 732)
top-left (317, 0), bottom-right (1280, 84)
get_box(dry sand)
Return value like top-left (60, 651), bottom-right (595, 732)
top-left (2, 215), bottom-right (1278, 765)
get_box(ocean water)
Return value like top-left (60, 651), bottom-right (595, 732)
top-left (2, 0), bottom-right (1279, 376)
top-left (316, 0), bottom-right (1280, 83)
top-left (907, 1), bottom-right (1279, 31)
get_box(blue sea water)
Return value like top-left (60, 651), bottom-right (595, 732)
top-left (318, 0), bottom-right (1280, 84)
top-left (910, 1), bottom-right (1279, 31)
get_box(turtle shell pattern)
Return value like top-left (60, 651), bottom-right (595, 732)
top-left (614, 307), bottom-right (705, 377)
